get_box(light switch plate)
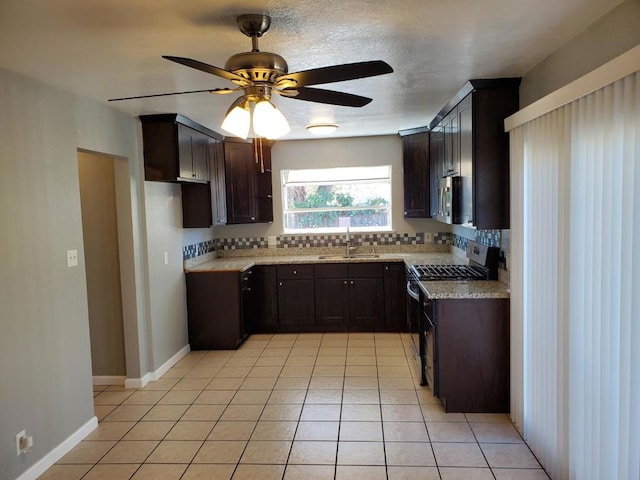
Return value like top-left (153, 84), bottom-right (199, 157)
top-left (424, 233), bottom-right (433, 243)
top-left (268, 236), bottom-right (277, 247)
top-left (66, 249), bottom-right (78, 268)
top-left (163, 252), bottom-right (169, 266)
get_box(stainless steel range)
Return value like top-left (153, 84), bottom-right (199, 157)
top-left (406, 240), bottom-right (500, 388)
top-left (411, 240), bottom-right (499, 281)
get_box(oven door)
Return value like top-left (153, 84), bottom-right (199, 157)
top-left (406, 276), bottom-right (427, 386)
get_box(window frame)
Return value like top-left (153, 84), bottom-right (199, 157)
top-left (280, 166), bottom-right (393, 234)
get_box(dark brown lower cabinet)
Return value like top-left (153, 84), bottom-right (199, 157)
top-left (315, 264), bottom-right (349, 331)
top-left (382, 263), bottom-right (408, 331)
top-left (434, 298), bottom-right (510, 413)
top-left (250, 265), bottom-right (277, 333)
top-left (347, 263), bottom-right (384, 331)
top-left (186, 261), bottom-right (409, 344)
top-left (186, 270), bottom-right (252, 350)
top-left (314, 263), bottom-right (385, 332)
top-left (276, 264), bottom-right (316, 332)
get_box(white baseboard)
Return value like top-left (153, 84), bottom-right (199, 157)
top-left (151, 344), bottom-right (190, 381)
top-left (15, 416), bottom-right (98, 480)
top-left (124, 344), bottom-right (190, 388)
top-left (92, 375), bottom-right (125, 386)
top-left (124, 372), bottom-right (152, 389)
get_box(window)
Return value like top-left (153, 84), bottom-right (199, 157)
top-left (281, 166), bottom-right (392, 233)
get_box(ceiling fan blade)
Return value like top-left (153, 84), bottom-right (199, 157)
top-left (276, 60), bottom-right (393, 88)
top-left (285, 87), bottom-right (373, 107)
top-left (163, 56), bottom-right (250, 85)
top-left (108, 88), bottom-right (236, 102)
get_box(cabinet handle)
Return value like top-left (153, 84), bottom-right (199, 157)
top-left (246, 287), bottom-right (252, 292)
top-left (251, 217), bottom-right (255, 221)
top-left (279, 282), bottom-right (283, 286)
top-left (344, 280), bottom-right (348, 285)
top-left (293, 270), bottom-right (297, 275)
top-left (385, 266), bottom-right (389, 271)
top-left (350, 280), bottom-right (354, 285)
top-left (267, 195), bottom-right (273, 198)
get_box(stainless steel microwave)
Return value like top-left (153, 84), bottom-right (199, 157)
top-left (437, 176), bottom-right (462, 224)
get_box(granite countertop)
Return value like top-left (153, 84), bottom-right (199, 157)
top-left (419, 280), bottom-right (510, 300)
top-left (185, 252), bottom-right (509, 299)
top-left (184, 252), bottom-right (465, 273)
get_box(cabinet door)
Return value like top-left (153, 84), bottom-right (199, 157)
top-left (429, 127), bottom-right (444, 217)
top-left (349, 277), bottom-right (384, 331)
top-left (277, 279), bottom-right (316, 331)
top-left (315, 278), bottom-right (350, 331)
top-left (181, 182), bottom-right (212, 228)
top-left (458, 95), bottom-right (473, 225)
top-left (382, 263), bottom-right (407, 331)
top-left (178, 124), bottom-right (196, 180)
top-left (252, 266), bottom-right (278, 333)
top-left (443, 108), bottom-right (460, 177)
top-left (193, 132), bottom-right (210, 181)
top-left (210, 139), bottom-right (227, 225)
top-left (254, 139), bottom-right (274, 223)
top-left (401, 133), bottom-right (430, 218)
top-left (224, 142), bottom-right (257, 224)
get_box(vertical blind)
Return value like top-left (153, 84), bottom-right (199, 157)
top-left (510, 72), bottom-right (640, 480)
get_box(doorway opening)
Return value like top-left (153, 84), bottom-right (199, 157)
top-left (78, 151), bottom-right (126, 383)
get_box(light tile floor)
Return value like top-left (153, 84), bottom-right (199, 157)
top-left (39, 333), bottom-right (551, 480)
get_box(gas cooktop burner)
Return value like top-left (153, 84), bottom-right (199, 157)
top-left (412, 264), bottom-right (488, 281)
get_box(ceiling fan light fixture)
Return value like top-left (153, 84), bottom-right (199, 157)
top-left (221, 98), bottom-right (251, 139)
top-left (306, 123), bottom-right (339, 135)
top-left (253, 99), bottom-right (290, 139)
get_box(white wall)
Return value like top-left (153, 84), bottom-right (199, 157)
top-left (144, 182), bottom-right (190, 370)
top-left (214, 135), bottom-right (443, 238)
top-left (0, 64), bottom-right (166, 479)
top-left (520, 0), bottom-right (640, 106)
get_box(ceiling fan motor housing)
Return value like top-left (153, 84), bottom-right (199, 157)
top-left (225, 51), bottom-right (289, 83)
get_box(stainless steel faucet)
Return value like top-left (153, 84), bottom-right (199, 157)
top-left (345, 226), bottom-right (356, 257)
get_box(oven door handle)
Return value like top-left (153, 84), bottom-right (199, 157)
top-left (406, 281), bottom-right (420, 301)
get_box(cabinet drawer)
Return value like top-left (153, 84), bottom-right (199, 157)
top-left (315, 264), bottom-right (348, 279)
top-left (348, 263), bottom-right (383, 278)
top-left (277, 264), bottom-right (314, 279)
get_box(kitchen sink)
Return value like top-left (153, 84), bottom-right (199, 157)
top-left (317, 254), bottom-right (380, 259)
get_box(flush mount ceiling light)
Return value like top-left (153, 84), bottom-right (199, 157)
top-left (306, 123), bottom-right (339, 135)
top-left (108, 14), bottom-right (394, 140)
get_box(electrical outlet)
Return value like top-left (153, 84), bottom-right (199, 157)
top-left (66, 249), bottom-right (78, 268)
top-left (424, 233), bottom-right (433, 243)
top-left (16, 430), bottom-right (33, 455)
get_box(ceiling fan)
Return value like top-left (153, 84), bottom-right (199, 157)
top-left (109, 14), bottom-right (393, 139)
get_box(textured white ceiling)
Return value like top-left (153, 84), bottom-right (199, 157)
top-left (0, 0), bottom-right (622, 139)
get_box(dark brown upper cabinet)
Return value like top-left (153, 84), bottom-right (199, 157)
top-left (429, 78), bottom-right (520, 229)
top-left (399, 127), bottom-right (430, 218)
top-left (140, 114), bottom-right (222, 183)
top-left (224, 139), bottom-right (273, 225)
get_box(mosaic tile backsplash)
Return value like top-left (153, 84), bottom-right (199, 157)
top-left (183, 232), bottom-right (451, 260)
top-left (183, 230), bottom-right (509, 275)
